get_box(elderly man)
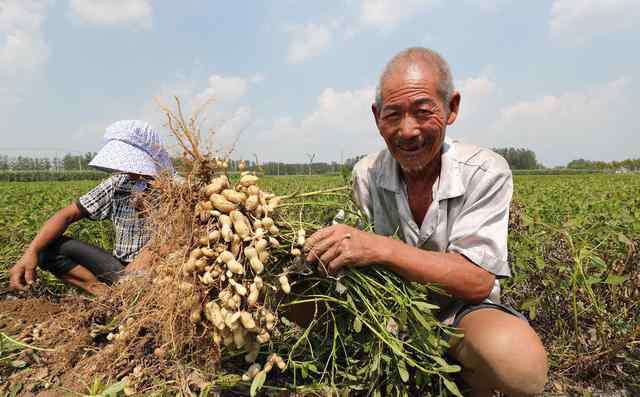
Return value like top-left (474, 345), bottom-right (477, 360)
top-left (9, 120), bottom-right (173, 295)
top-left (305, 48), bottom-right (547, 396)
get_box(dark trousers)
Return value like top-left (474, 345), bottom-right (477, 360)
top-left (38, 236), bottom-right (127, 284)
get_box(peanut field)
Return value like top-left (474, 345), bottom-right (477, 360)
top-left (1, 173), bottom-right (639, 395)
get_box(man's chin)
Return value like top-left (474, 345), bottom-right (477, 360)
top-left (399, 161), bottom-right (431, 174)
top-left (395, 150), bottom-right (441, 175)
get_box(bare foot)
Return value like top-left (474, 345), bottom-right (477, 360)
top-left (87, 282), bottom-right (110, 296)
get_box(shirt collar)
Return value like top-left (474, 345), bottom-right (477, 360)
top-left (377, 137), bottom-right (466, 200)
top-left (436, 138), bottom-right (466, 200)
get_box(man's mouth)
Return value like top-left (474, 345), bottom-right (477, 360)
top-left (396, 139), bottom-right (427, 154)
top-left (396, 132), bottom-right (439, 153)
top-left (398, 145), bottom-right (423, 153)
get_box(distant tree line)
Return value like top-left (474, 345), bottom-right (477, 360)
top-left (0, 153), bottom-right (96, 171)
top-left (2, 150), bottom-right (637, 175)
top-left (566, 158), bottom-right (640, 171)
top-left (492, 148), bottom-right (544, 170)
top-left (171, 158), bottom-right (344, 175)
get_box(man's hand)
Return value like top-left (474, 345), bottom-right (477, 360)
top-left (9, 251), bottom-right (39, 291)
top-left (305, 224), bottom-right (383, 274)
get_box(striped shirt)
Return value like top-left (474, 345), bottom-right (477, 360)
top-left (77, 174), bottom-right (152, 262)
top-left (352, 138), bottom-right (513, 323)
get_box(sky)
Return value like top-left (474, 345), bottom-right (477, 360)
top-left (0, 0), bottom-right (638, 167)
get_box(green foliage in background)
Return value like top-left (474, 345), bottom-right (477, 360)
top-left (503, 174), bottom-right (639, 392)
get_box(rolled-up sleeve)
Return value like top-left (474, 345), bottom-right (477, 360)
top-left (77, 175), bottom-right (120, 221)
top-left (447, 166), bottom-right (512, 278)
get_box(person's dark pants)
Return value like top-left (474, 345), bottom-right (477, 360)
top-left (38, 236), bottom-right (127, 285)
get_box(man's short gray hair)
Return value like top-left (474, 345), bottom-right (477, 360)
top-left (375, 47), bottom-right (454, 109)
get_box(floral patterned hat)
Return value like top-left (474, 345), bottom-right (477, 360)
top-left (89, 120), bottom-right (174, 177)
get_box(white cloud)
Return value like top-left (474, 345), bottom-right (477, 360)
top-left (141, 73), bottom-right (260, 156)
top-left (0, 0), bottom-right (50, 76)
top-left (69, 0), bottom-right (152, 30)
top-left (286, 22), bottom-right (332, 64)
top-left (197, 75), bottom-right (249, 104)
top-left (463, 0), bottom-right (509, 12)
top-left (304, 87), bottom-right (375, 133)
top-left (487, 77), bottom-right (636, 166)
top-left (0, 0), bottom-right (50, 106)
top-left (359, 0), bottom-right (439, 29)
top-left (0, 0), bottom-right (48, 31)
top-left (550, 0), bottom-right (640, 44)
top-left (456, 75), bottom-right (496, 118)
top-left (253, 74), bottom-right (499, 163)
top-left (250, 73), bottom-right (265, 84)
top-left (251, 86), bottom-right (379, 162)
top-left (497, 78), bottom-right (628, 126)
top-left (0, 28), bottom-right (48, 75)
top-left (284, 0), bottom-right (490, 64)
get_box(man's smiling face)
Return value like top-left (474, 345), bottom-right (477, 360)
top-left (374, 62), bottom-right (451, 174)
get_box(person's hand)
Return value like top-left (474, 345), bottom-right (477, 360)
top-left (9, 250), bottom-right (39, 291)
top-left (304, 224), bottom-right (383, 274)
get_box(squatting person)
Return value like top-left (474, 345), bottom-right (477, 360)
top-left (305, 48), bottom-right (548, 396)
top-left (9, 120), bottom-right (173, 295)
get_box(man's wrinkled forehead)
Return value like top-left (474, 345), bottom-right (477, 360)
top-left (403, 62), bottom-right (428, 81)
top-left (380, 61), bottom-right (438, 97)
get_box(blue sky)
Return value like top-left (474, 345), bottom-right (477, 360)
top-left (1, 0), bottom-right (638, 166)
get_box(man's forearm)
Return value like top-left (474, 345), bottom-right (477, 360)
top-left (26, 205), bottom-right (80, 255)
top-left (305, 225), bottom-right (496, 303)
top-left (372, 236), bottom-right (495, 303)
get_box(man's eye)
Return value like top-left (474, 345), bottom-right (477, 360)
top-left (416, 109), bottom-right (433, 117)
top-left (383, 112), bottom-right (400, 120)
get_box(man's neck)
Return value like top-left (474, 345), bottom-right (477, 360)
top-left (401, 153), bottom-right (442, 188)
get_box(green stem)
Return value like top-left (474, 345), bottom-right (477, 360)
top-left (0, 332), bottom-right (56, 352)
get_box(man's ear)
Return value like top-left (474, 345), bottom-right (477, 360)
top-left (371, 103), bottom-right (380, 129)
top-left (446, 91), bottom-right (461, 125)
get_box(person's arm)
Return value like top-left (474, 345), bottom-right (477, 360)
top-left (10, 175), bottom-right (120, 291)
top-left (305, 225), bottom-right (495, 302)
top-left (9, 202), bottom-right (85, 290)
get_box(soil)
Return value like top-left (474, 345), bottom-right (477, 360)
top-left (1, 296), bottom-right (633, 397)
top-left (0, 295), bottom-right (101, 396)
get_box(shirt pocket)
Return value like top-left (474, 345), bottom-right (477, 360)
top-left (373, 207), bottom-right (400, 237)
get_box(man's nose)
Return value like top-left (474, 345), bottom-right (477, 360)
top-left (398, 115), bottom-right (420, 139)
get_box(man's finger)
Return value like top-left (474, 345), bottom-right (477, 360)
top-left (306, 234), bottom-right (342, 263)
top-left (25, 268), bottom-right (35, 285)
top-left (327, 252), bottom-right (349, 274)
top-left (304, 226), bottom-right (337, 252)
top-left (318, 243), bottom-right (341, 267)
top-left (9, 271), bottom-right (26, 291)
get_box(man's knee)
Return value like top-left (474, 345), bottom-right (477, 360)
top-left (37, 236), bottom-right (73, 275)
top-left (451, 308), bottom-right (548, 396)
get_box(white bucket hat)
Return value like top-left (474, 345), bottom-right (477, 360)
top-left (89, 120), bottom-right (174, 177)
